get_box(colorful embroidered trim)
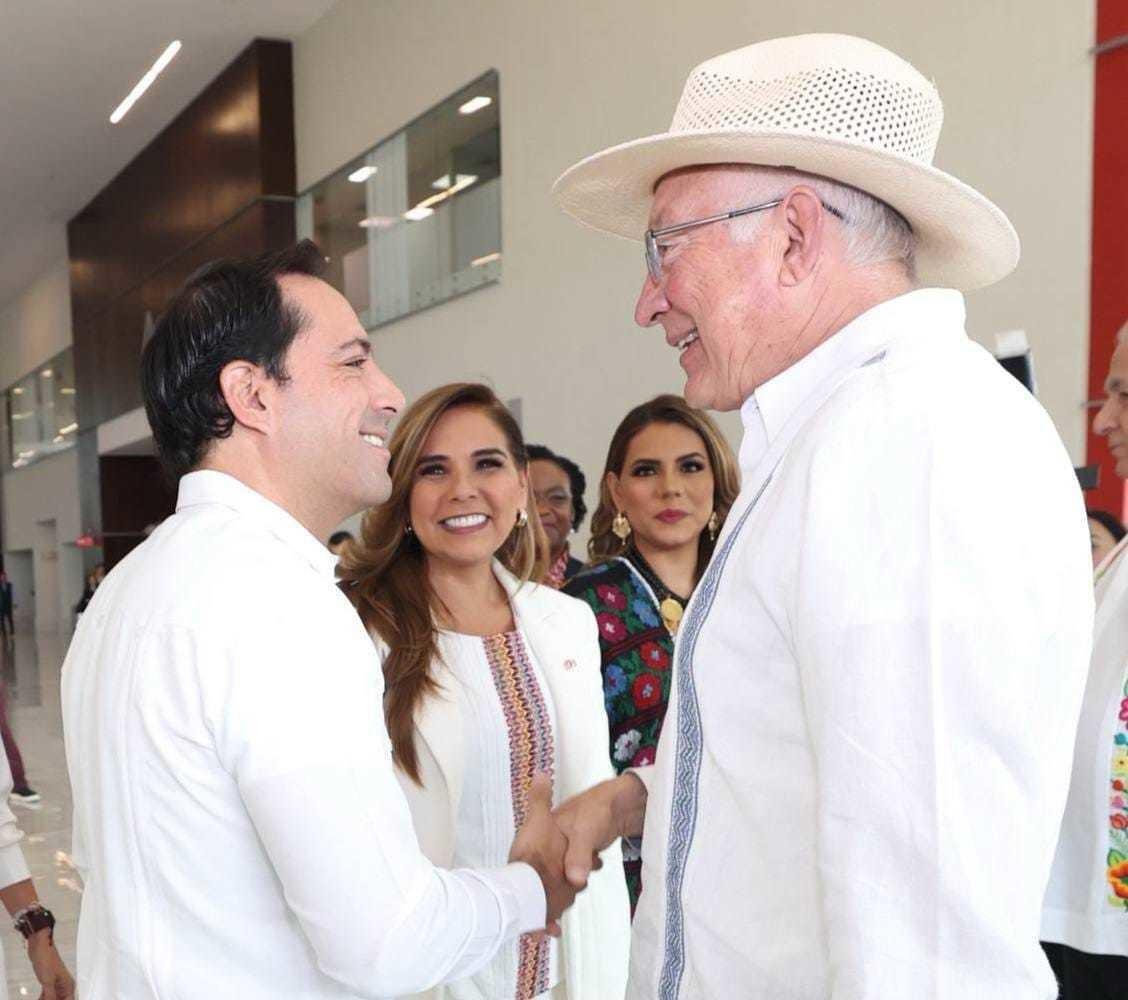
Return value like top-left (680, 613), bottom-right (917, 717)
top-left (482, 631), bottom-right (555, 999)
top-left (544, 547), bottom-right (570, 590)
top-left (1107, 670), bottom-right (1128, 908)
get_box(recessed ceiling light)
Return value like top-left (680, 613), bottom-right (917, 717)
top-left (110, 40), bottom-right (182, 125)
top-left (41, 369), bottom-right (53, 378)
top-left (358, 216), bottom-right (397, 229)
top-left (459, 96), bottom-right (492, 115)
top-left (348, 165), bottom-right (378, 183)
top-left (59, 423), bottom-right (78, 435)
top-left (403, 206), bottom-right (435, 222)
top-left (60, 387), bottom-right (76, 395)
top-left (471, 252), bottom-right (501, 267)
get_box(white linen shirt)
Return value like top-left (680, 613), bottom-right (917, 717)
top-left (627, 289), bottom-right (1094, 999)
top-left (1042, 534), bottom-right (1128, 956)
top-left (61, 470), bottom-right (544, 1000)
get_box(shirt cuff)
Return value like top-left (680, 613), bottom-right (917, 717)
top-left (464, 862), bottom-right (546, 937)
top-left (0, 842), bottom-right (30, 890)
top-left (626, 763), bottom-right (654, 797)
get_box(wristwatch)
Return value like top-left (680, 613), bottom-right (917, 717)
top-left (14, 904), bottom-right (54, 941)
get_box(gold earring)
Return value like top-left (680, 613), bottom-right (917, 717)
top-left (516, 508), bottom-right (529, 528)
top-left (707, 511), bottom-right (719, 542)
top-left (612, 510), bottom-right (631, 541)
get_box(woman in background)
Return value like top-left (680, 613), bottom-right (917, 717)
top-left (527, 445), bottom-right (587, 588)
top-left (1088, 508), bottom-right (1125, 571)
top-left (340, 382), bottom-right (630, 999)
top-left (563, 394), bottom-right (739, 912)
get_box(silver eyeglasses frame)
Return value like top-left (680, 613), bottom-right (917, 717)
top-left (644, 197), bottom-right (847, 283)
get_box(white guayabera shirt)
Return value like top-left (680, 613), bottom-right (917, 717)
top-left (626, 290), bottom-right (1095, 1000)
top-left (61, 471), bottom-right (544, 1000)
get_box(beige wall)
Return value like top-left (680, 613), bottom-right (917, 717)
top-left (0, 233), bottom-right (71, 391)
top-left (2, 448), bottom-right (85, 634)
top-left (296, 0), bottom-right (1095, 533)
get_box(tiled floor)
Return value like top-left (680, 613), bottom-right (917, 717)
top-left (0, 631), bottom-right (80, 997)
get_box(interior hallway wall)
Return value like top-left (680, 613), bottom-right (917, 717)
top-left (296, 0), bottom-right (1095, 536)
top-left (1, 450), bottom-right (84, 635)
top-left (0, 233), bottom-right (71, 392)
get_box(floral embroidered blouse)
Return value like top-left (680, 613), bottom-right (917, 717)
top-left (563, 556), bottom-right (675, 912)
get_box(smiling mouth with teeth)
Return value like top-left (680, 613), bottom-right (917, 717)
top-left (676, 329), bottom-right (699, 351)
top-left (360, 433), bottom-right (386, 448)
top-left (441, 514), bottom-right (489, 529)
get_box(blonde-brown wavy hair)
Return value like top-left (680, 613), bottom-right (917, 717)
top-left (588, 394), bottom-right (740, 580)
top-left (339, 382), bottom-right (548, 783)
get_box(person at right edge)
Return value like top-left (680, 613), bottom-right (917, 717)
top-left (549, 33), bottom-right (1094, 999)
top-left (1041, 317), bottom-right (1128, 997)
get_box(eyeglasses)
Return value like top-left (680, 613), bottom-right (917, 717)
top-left (644, 197), bottom-right (847, 284)
top-left (533, 488), bottom-right (573, 511)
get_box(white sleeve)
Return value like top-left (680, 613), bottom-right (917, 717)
top-left (0, 737), bottom-right (29, 889)
top-left (792, 388), bottom-right (1092, 997)
top-left (217, 589), bottom-right (545, 998)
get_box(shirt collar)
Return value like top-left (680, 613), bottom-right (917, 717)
top-left (740, 288), bottom-right (966, 473)
top-left (175, 470), bottom-right (341, 581)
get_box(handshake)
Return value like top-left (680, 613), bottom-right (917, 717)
top-left (508, 772), bottom-right (648, 933)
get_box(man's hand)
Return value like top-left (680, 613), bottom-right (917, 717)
top-left (509, 774), bottom-right (576, 934)
top-left (554, 772), bottom-right (648, 889)
top-left (27, 931), bottom-right (75, 999)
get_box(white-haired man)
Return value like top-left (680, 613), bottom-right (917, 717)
top-left (1041, 318), bottom-right (1128, 998)
top-left (551, 34), bottom-right (1093, 999)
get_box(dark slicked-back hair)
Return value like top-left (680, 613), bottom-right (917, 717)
top-left (141, 240), bottom-right (326, 480)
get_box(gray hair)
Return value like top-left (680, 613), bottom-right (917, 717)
top-left (736, 165), bottom-right (917, 280)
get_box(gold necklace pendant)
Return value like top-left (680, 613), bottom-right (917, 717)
top-left (660, 596), bottom-right (684, 635)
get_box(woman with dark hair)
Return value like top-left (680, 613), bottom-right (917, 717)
top-left (1087, 508), bottom-right (1126, 571)
top-left (527, 445), bottom-right (587, 588)
top-left (339, 383), bottom-right (630, 999)
top-left (562, 394), bottom-right (739, 911)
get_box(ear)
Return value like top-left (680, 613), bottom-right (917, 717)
top-left (779, 185), bottom-right (828, 287)
top-left (217, 360), bottom-right (275, 435)
top-left (606, 471), bottom-right (623, 511)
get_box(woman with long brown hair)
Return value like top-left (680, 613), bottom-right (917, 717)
top-left (339, 382), bottom-right (629, 1000)
top-left (562, 394), bottom-right (739, 912)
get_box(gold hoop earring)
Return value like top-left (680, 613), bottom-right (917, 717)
top-left (707, 511), bottom-right (719, 543)
top-left (516, 508), bottom-right (529, 528)
top-left (612, 510), bottom-right (631, 542)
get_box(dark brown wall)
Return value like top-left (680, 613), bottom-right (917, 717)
top-left (98, 455), bottom-right (176, 570)
top-left (69, 38), bottom-right (296, 432)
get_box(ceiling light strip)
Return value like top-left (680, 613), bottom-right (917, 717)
top-left (110, 40), bottom-right (182, 124)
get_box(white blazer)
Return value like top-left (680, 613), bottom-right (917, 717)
top-left (375, 562), bottom-right (631, 1000)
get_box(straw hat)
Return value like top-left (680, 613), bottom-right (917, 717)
top-left (552, 34), bottom-right (1019, 291)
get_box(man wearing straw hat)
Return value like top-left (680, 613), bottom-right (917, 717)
top-left (551, 34), bottom-right (1093, 999)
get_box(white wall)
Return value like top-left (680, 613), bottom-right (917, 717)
top-left (0, 246), bottom-right (82, 632)
top-left (2, 448), bottom-right (84, 634)
top-left (0, 235), bottom-right (71, 391)
top-left (295, 0), bottom-right (1095, 533)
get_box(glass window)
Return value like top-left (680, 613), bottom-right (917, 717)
top-left (4, 347), bottom-right (78, 469)
top-left (297, 70), bottom-right (501, 328)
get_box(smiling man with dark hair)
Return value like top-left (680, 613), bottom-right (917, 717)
top-left (61, 240), bottom-right (577, 999)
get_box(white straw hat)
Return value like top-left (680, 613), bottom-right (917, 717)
top-left (553, 34), bottom-right (1019, 291)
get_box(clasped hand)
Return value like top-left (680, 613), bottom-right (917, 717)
top-left (508, 773), bottom-right (646, 934)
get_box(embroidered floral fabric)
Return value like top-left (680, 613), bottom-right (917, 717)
top-left (1108, 672), bottom-right (1128, 908)
top-left (564, 558), bottom-right (674, 912)
top-left (482, 631), bottom-right (555, 998)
